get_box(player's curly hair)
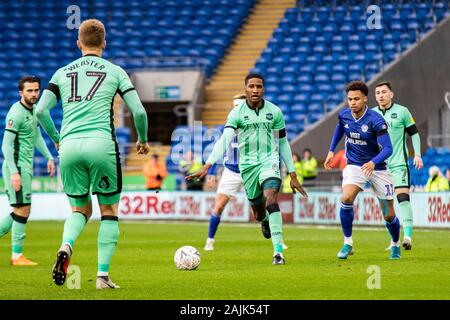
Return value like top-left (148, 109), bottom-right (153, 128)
top-left (79, 19), bottom-right (105, 48)
top-left (346, 81), bottom-right (369, 96)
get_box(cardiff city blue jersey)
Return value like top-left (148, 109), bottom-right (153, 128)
top-left (338, 107), bottom-right (389, 170)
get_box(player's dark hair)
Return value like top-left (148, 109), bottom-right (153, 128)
top-left (375, 81), bottom-right (393, 91)
top-left (245, 73), bottom-right (265, 85)
top-left (151, 154), bottom-right (159, 160)
top-left (346, 81), bottom-right (369, 96)
top-left (18, 76), bottom-right (41, 91)
top-left (303, 148), bottom-right (312, 154)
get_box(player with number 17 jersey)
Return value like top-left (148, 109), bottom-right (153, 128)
top-left (37, 54), bottom-right (147, 206)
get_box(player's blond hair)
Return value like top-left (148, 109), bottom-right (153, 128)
top-left (78, 19), bottom-right (106, 48)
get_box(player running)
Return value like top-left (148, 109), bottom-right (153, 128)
top-left (204, 94), bottom-right (246, 251)
top-left (373, 81), bottom-right (423, 250)
top-left (204, 94), bottom-right (289, 251)
top-left (324, 81), bottom-right (401, 260)
top-left (188, 73), bottom-right (307, 264)
top-left (36, 19), bottom-right (149, 289)
top-left (0, 76), bottom-right (56, 266)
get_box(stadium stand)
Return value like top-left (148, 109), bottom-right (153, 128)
top-left (0, 0), bottom-right (255, 176)
top-left (251, 0), bottom-right (449, 138)
top-left (411, 147), bottom-right (450, 187)
top-left (0, 0), bottom-right (448, 186)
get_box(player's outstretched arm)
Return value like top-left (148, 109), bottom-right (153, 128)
top-left (35, 90), bottom-right (60, 144)
top-left (325, 123), bottom-right (345, 169)
top-left (186, 127), bottom-right (235, 181)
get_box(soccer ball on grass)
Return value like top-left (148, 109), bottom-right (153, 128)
top-left (174, 246), bottom-right (201, 270)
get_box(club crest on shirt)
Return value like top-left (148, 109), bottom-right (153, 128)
top-left (361, 124), bottom-right (368, 132)
top-left (391, 113), bottom-right (398, 119)
top-left (266, 113), bottom-right (273, 120)
top-left (98, 176), bottom-right (110, 190)
top-left (272, 163), bottom-right (280, 175)
top-left (7, 119), bottom-right (13, 128)
top-left (344, 123), bottom-right (349, 129)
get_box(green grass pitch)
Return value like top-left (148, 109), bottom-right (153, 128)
top-left (0, 221), bottom-right (449, 300)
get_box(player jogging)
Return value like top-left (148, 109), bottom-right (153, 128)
top-left (373, 81), bottom-right (423, 250)
top-left (0, 76), bottom-right (56, 266)
top-left (204, 94), bottom-right (289, 251)
top-left (188, 73), bottom-right (307, 264)
top-left (36, 19), bottom-right (149, 289)
top-left (324, 81), bottom-right (401, 260)
top-left (204, 94), bottom-right (246, 251)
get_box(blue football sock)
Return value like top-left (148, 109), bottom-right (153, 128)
top-left (385, 216), bottom-right (400, 243)
top-left (340, 202), bottom-right (354, 238)
top-left (207, 212), bottom-right (221, 239)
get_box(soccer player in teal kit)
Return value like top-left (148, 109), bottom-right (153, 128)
top-left (36, 19), bottom-right (149, 289)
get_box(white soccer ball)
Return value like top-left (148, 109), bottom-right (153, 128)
top-left (174, 245), bottom-right (201, 270)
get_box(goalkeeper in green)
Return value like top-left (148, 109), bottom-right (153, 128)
top-left (373, 81), bottom-right (423, 250)
top-left (187, 73), bottom-right (307, 265)
top-left (36, 19), bottom-right (149, 289)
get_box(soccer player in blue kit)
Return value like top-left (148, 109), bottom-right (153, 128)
top-left (324, 81), bottom-right (401, 260)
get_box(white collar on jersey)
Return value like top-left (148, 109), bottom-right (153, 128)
top-left (352, 105), bottom-right (368, 122)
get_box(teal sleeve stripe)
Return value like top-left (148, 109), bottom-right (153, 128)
top-left (35, 128), bottom-right (53, 160)
top-left (35, 90), bottom-right (61, 143)
top-left (1, 130), bottom-right (19, 173)
top-left (206, 127), bottom-right (235, 166)
top-left (122, 90), bottom-right (148, 142)
top-left (279, 137), bottom-right (295, 173)
top-left (411, 132), bottom-right (421, 156)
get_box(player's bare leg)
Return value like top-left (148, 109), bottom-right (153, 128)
top-left (337, 184), bottom-right (361, 259)
top-left (205, 193), bottom-right (230, 251)
top-left (52, 201), bottom-right (91, 286)
top-left (96, 202), bottom-right (120, 289)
